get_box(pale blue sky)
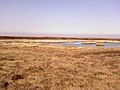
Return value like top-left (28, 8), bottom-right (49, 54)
top-left (0, 0), bottom-right (120, 35)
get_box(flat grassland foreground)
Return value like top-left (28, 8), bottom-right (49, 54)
top-left (0, 40), bottom-right (120, 90)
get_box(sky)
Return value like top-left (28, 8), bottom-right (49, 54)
top-left (0, 0), bottom-right (120, 36)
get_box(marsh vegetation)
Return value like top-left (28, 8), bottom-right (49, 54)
top-left (0, 39), bottom-right (120, 90)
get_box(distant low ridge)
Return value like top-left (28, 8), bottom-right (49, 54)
top-left (0, 35), bottom-right (120, 41)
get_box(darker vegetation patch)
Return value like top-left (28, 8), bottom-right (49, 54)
top-left (94, 72), bottom-right (106, 76)
top-left (1, 81), bottom-right (9, 88)
top-left (3, 82), bottom-right (9, 88)
top-left (11, 75), bottom-right (24, 81)
top-left (0, 57), bottom-right (7, 61)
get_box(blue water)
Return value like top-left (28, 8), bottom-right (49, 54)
top-left (60, 42), bottom-right (96, 47)
top-left (60, 42), bottom-right (120, 47)
top-left (104, 43), bottom-right (120, 47)
top-left (41, 42), bottom-right (120, 47)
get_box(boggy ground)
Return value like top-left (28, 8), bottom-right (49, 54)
top-left (0, 41), bottom-right (120, 90)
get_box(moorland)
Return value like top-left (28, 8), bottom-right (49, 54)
top-left (0, 36), bottom-right (120, 90)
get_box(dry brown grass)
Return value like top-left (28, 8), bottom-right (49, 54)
top-left (0, 40), bottom-right (120, 90)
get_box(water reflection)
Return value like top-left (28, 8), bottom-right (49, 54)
top-left (54, 42), bottom-right (120, 47)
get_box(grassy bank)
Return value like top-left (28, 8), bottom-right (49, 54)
top-left (0, 40), bottom-right (120, 90)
